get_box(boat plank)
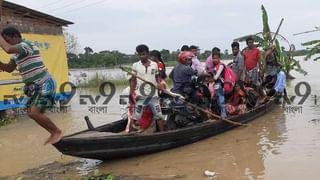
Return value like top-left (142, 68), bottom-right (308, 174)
top-left (65, 131), bottom-right (118, 139)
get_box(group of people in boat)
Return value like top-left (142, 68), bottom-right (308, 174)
top-left (126, 37), bottom-right (287, 133)
top-left (0, 25), bottom-right (286, 143)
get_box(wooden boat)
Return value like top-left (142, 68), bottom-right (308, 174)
top-left (53, 99), bottom-right (277, 160)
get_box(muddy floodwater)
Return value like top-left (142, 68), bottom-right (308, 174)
top-left (1, 58), bottom-right (320, 179)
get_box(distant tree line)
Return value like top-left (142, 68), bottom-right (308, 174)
top-left (67, 48), bottom-right (235, 69)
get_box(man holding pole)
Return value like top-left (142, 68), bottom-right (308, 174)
top-left (129, 44), bottom-right (166, 132)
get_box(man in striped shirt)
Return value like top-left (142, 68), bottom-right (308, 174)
top-left (0, 27), bottom-right (62, 145)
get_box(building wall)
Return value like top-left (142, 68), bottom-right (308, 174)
top-left (1, 8), bottom-right (63, 35)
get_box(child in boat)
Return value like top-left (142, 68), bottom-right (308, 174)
top-left (129, 44), bottom-right (166, 133)
top-left (206, 47), bottom-right (221, 74)
top-left (0, 27), bottom-right (61, 145)
top-left (207, 72), bottom-right (215, 100)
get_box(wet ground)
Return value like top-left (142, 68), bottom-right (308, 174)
top-left (1, 58), bottom-right (320, 179)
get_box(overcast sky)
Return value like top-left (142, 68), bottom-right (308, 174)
top-left (7, 0), bottom-right (320, 54)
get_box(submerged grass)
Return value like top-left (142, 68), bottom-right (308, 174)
top-left (77, 74), bottom-right (129, 88)
top-left (82, 169), bottom-right (114, 180)
top-left (77, 74), bottom-right (173, 88)
top-left (0, 115), bottom-right (16, 127)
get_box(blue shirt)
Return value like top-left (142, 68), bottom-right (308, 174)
top-left (274, 71), bottom-right (286, 93)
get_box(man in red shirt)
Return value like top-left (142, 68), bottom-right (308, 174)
top-left (243, 37), bottom-right (261, 88)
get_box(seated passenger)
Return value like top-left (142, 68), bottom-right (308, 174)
top-left (266, 67), bottom-right (286, 97)
top-left (260, 67), bottom-right (286, 103)
top-left (262, 74), bottom-right (277, 89)
top-left (226, 83), bottom-right (247, 115)
top-left (192, 74), bottom-right (211, 108)
top-left (169, 51), bottom-right (197, 98)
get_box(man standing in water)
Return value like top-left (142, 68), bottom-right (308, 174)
top-left (0, 27), bottom-right (61, 145)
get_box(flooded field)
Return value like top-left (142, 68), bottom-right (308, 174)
top-left (1, 58), bottom-right (320, 179)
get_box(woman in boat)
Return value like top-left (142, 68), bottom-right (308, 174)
top-left (149, 50), bottom-right (167, 80)
top-left (226, 82), bottom-right (247, 115)
top-left (150, 50), bottom-right (168, 98)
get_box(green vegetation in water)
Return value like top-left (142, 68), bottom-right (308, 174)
top-left (77, 73), bottom-right (173, 88)
top-left (77, 74), bottom-right (129, 88)
top-left (0, 115), bottom-right (16, 127)
top-left (82, 170), bottom-right (114, 180)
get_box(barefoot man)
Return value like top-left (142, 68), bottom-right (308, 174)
top-left (0, 27), bottom-right (62, 145)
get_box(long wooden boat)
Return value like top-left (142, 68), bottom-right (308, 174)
top-left (53, 99), bottom-right (277, 160)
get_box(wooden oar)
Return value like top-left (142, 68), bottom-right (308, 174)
top-left (120, 66), bottom-right (248, 127)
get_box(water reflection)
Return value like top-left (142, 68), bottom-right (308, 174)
top-left (0, 88), bottom-right (123, 176)
top-left (93, 106), bottom-right (287, 180)
top-left (76, 159), bottom-right (102, 176)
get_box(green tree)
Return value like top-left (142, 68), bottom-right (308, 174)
top-left (160, 49), bottom-right (170, 62)
top-left (199, 50), bottom-right (211, 60)
top-left (84, 47), bottom-right (94, 55)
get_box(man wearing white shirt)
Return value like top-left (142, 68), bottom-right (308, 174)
top-left (129, 44), bottom-right (165, 132)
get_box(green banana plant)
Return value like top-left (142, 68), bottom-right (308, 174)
top-left (302, 40), bottom-right (320, 61)
top-left (234, 5), bottom-right (307, 78)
